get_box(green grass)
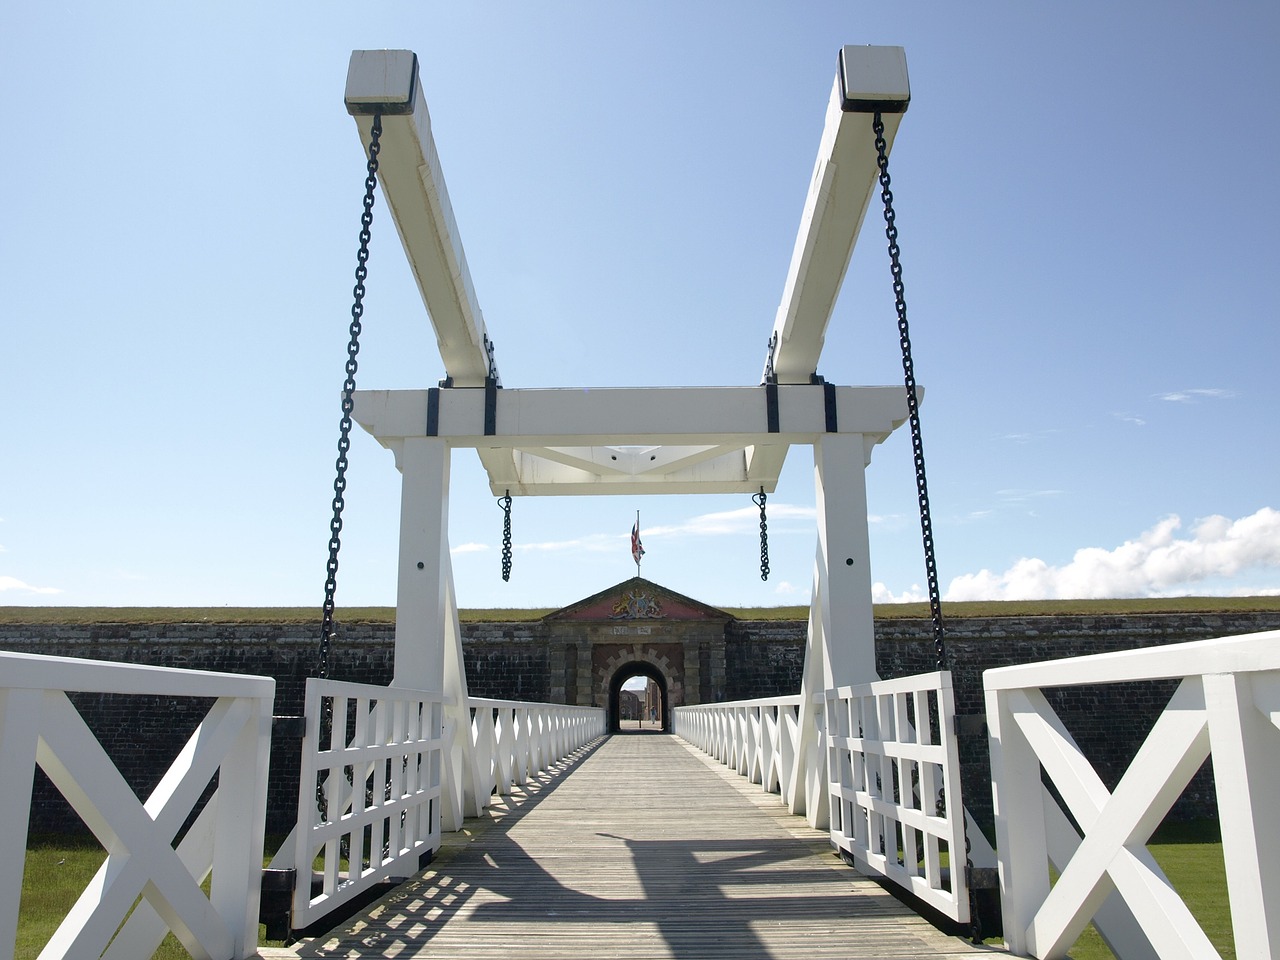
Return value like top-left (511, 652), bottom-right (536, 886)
top-left (2, 595), bottom-right (1277, 626)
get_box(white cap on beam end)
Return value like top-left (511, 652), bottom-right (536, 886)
top-left (345, 49), bottom-right (418, 116)
top-left (838, 45), bottom-right (910, 114)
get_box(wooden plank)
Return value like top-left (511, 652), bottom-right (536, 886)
top-left (280, 735), bottom-right (987, 959)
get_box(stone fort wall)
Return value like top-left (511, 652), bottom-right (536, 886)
top-left (5, 609), bottom-right (1276, 835)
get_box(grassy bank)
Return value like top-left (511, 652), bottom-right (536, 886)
top-left (2, 595), bottom-right (1277, 626)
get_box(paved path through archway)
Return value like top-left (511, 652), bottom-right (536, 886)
top-left (281, 736), bottom-right (991, 959)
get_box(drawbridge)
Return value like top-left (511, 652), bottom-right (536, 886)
top-left (5, 42), bottom-right (1277, 960)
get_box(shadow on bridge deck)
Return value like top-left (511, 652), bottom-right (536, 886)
top-left (274, 735), bottom-right (995, 959)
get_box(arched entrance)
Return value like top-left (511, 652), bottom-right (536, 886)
top-left (607, 662), bottom-right (669, 733)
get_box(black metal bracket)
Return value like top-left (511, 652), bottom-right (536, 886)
top-left (272, 715), bottom-right (306, 739)
top-left (426, 387), bottom-right (440, 437)
top-left (765, 382), bottom-right (780, 434)
top-left (484, 378), bottom-right (498, 436)
top-left (259, 868), bottom-right (297, 943)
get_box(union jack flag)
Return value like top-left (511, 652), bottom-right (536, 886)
top-left (631, 521), bottom-right (645, 565)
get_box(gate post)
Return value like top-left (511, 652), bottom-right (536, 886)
top-left (792, 432), bottom-right (878, 827)
top-left (392, 436), bottom-right (452, 692)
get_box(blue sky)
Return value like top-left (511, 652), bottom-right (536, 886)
top-left (3, 2), bottom-right (1278, 611)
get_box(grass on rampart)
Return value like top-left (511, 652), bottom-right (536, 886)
top-left (2, 595), bottom-right (1278, 626)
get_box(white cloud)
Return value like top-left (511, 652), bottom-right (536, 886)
top-left (944, 507), bottom-right (1280, 601)
top-left (644, 504), bottom-right (816, 539)
top-left (451, 542), bottom-right (490, 555)
top-left (517, 533), bottom-right (622, 553)
top-left (1156, 388), bottom-right (1238, 403)
top-left (873, 582), bottom-right (926, 604)
top-left (1112, 413), bottom-right (1146, 427)
top-left (772, 580), bottom-right (805, 597)
top-left (0, 575), bottom-right (63, 595)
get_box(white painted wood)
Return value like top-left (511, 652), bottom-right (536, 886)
top-left (985, 633), bottom-right (1280, 959)
top-left (674, 697), bottom-right (804, 812)
top-left (355, 384), bottom-right (910, 447)
top-left (821, 672), bottom-right (970, 922)
top-left (766, 47), bottom-right (908, 385)
top-left (292, 679), bottom-right (445, 931)
top-left (0, 652), bottom-right (273, 960)
top-left (813, 432), bottom-right (877, 686)
top-left (352, 385), bottom-right (912, 494)
top-left (1203, 671), bottom-right (1280, 958)
top-left (464, 698), bottom-right (604, 804)
top-left (0, 687), bottom-right (41, 956)
top-left (984, 629), bottom-right (1280, 690)
top-left (344, 50), bottom-right (416, 110)
top-left (212, 692), bottom-right (271, 958)
top-left (1041, 789), bottom-right (1160, 960)
top-left (393, 437), bottom-right (451, 691)
top-left (1016, 681), bottom-right (1213, 958)
top-left (0, 648), bottom-right (274, 699)
top-left (346, 51), bottom-right (494, 387)
top-left (783, 432), bottom-right (877, 828)
top-left (985, 683), bottom-right (1051, 957)
top-left (100, 798), bottom-right (218, 960)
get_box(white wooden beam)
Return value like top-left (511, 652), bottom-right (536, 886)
top-left (766, 45), bottom-right (909, 384)
top-left (346, 50), bottom-right (495, 387)
top-left (353, 384), bottom-right (912, 447)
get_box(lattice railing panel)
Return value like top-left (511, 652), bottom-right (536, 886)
top-left (823, 671), bottom-right (969, 922)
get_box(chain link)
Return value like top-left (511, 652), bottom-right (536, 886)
top-left (872, 113), bottom-right (944, 670)
top-left (874, 112), bottom-right (980, 944)
top-left (499, 490), bottom-right (513, 582)
top-left (752, 487), bottom-right (770, 581)
top-left (319, 113), bottom-right (382, 681)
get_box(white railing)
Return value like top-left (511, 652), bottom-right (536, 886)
top-left (0, 650), bottom-right (273, 960)
top-left (986, 630), bottom-right (1280, 959)
top-left (453, 698), bottom-right (605, 817)
top-left (822, 672), bottom-right (969, 923)
top-left (291, 679), bottom-right (444, 931)
top-left (674, 697), bottom-right (804, 802)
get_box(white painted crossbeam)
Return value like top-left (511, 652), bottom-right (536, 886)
top-left (354, 384), bottom-right (911, 446)
top-left (354, 384), bottom-right (912, 494)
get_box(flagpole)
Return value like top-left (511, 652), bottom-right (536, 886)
top-left (635, 509), bottom-right (641, 576)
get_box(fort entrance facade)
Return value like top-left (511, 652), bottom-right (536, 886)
top-left (540, 578), bottom-right (731, 732)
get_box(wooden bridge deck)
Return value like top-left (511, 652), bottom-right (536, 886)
top-left (273, 734), bottom-right (995, 959)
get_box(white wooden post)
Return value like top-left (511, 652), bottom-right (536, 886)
top-left (986, 686), bottom-right (1052, 957)
top-left (393, 436), bottom-right (451, 692)
top-left (813, 432), bottom-right (877, 686)
top-left (792, 432), bottom-right (877, 826)
top-left (210, 696), bottom-right (272, 959)
top-left (1204, 671), bottom-right (1280, 958)
top-left (0, 688), bottom-right (41, 953)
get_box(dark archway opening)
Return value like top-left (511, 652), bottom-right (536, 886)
top-left (607, 662), bottom-right (669, 733)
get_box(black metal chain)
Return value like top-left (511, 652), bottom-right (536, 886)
top-left (499, 490), bottom-right (513, 581)
top-left (319, 113), bottom-right (383, 682)
top-left (875, 112), bottom-right (980, 945)
top-left (872, 113), bottom-right (945, 671)
top-left (752, 487), bottom-right (770, 581)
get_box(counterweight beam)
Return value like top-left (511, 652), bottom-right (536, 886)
top-left (345, 50), bottom-right (496, 387)
top-left (765, 46), bottom-right (910, 385)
